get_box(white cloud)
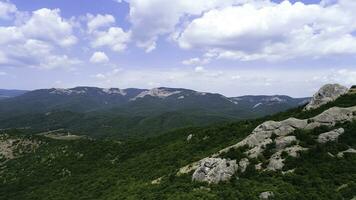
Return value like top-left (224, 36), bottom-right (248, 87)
top-left (87, 14), bottom-right (115, 33)
top-left (95, 73), bottom-right (106, 79)
top-left (21, 8), bottom-right (77, 47)
top-left (90, 51), bottom-right (109, 63)
top-left (182, 57), bottom-right (210, 65)
top-left (123, 0), bottom-right (254, 52)
top-left (0, 7), bottom-right (80, 69)
top-left (0, 0), bottom-right (17, 20)
top-left (0, 71), bottom-right (7, 75)
top-left (91, 27), bottom-right (131, 52)
top-left (176, 1), bottom-right (356, 61)
top-left (194, 66), bottom-right (205, 72)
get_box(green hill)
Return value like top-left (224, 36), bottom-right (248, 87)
top-left (0, 93), bottom-right (355, 200)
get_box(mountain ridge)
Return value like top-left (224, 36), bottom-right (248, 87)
top-left (0, 86), bottom-right (310, 138)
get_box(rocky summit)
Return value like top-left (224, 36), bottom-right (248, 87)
top-left (304, 83), bottom-right (349, 110)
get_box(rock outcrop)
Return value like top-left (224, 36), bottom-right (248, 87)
top-left (317, 128), bottom-right (344, 143)
top-left (0, 134), bottom-right (41, 162)
top-left (186, 134), bottom-right (193, 141)
top-left (179, 104), bottom-right (356, 183)
top-left (259, 191), bottom-right (274, 200)
top-left (305, 84), bottom-right (348, 110)
top-left (306, 107), bottom-right (356, 129)
top-left (267, 145), bottom-right (307, 171)
top-left (192, 158), bottom-right (238, 184)
top-left (337, 148), bottom-right (356, 158)
top-left (349, 85), bottom-right (356, 94)
top-left (275, 136), bottom-right (297, 149)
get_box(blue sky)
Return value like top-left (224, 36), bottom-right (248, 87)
top-left (0, 0), bottom-right (355, 97)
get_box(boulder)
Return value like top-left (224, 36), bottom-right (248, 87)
top-left (317, 128), bottom-right (344, 143)
top-left (305, 84), bottom-right (348, 110)
top-left (192, 158), bottom-right (238, 184)
top-left (259, 191), bottom-right (274, 200)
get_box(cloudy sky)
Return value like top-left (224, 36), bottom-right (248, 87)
top-left (0, 0), bottom-right (355, 97)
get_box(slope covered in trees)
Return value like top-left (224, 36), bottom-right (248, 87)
top-left (0, 93), bottom-right (355, 199)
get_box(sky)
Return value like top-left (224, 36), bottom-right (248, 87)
top-left (0, 0), bottom-right (355, 97)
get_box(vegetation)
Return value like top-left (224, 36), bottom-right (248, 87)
top-left (0, 94), bottom-right (355, 199)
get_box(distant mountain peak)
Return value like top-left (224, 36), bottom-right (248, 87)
top-left (102, 88), bottom-right (127, 96)
top-left (131, 88), bottom-right (182, 100)
top-left (49, 88), bottom-right (87, 95)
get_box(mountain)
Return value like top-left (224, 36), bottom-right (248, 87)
top-left (0, 89), bottom-right (28, 99)
top-left (0, 87), bottom-right (309, 137)
top-left (0, 85), bottom-right (355, 199)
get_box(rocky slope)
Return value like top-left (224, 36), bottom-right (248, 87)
top-left (178, 84), bottom-right (356, 184)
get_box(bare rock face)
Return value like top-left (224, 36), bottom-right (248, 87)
top-left (306, 107), bottom-right (356, 129)
top-left (305, 84), bottom-right (348, 110)
top-left (267, 145), bottom-right (307, 171)
top-left (259, 191), bottom-right (274, 200)
top-left (186, 134), bottom-right (193, 141)
top-left (337, 148), bottom-right (356, 158)
top-left (275, 136), bottom-right (297, 150)
top-left (239, 118), bottom-right (307, 158)
top-left (192, 158), bottom-right (238, 184)
top-left (317, 128), bottom-right (344, 143)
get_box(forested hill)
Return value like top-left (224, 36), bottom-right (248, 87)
top-left (0, 88), bottom-right (355, 199)
top-left (0, 87), bottom-right (309, 138)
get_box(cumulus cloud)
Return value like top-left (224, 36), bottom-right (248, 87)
top-left (0, 4), bottom-right (80, 69)
top-left (91, 27), bottom-right (131, 52)
top-left (0, 0), bottom-right (17, 20)
top-left (87, 14), bottom-right (115, 33)
top-left (22, 8), bottom-right (77, 47)
top-left (176, 1), bottom-right (356, 61)
top-left (122, 0), bottom-right (253, 52)
top-left (90, 51), bottom-right (109, 63)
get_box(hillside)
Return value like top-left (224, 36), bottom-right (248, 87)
top-left (0, 86), bottom-right (355, 199)
top-left (0, 89), bottom-right (28, 100)
top-left (0, 87), bottom-right (309, 138)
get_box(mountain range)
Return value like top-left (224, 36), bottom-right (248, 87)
top-left (0, 87), bottom-right (309, 137)
top-left (0, 89), bottom-right (28, 100)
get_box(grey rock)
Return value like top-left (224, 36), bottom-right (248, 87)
top-left (317, 128), bottom-right (344, 143)
top-left (192, 158), bottom-right (238, 184)
top-left (337, 148), bottom-right (356, 158)
top-left (238, 158), bottom-right (249, 173)
top-left (267, 145), bottom-right (307, 171)
top-left (305, 84), bottom-right (348, 110)
top-left (186, 134), bottom-right (193, 141)
top-left (275, 136), bottom-right (297, 150)
top-left (306, 107), bottom-right (355, 129)
top-left (259, 191), bottom-right (274, 200)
